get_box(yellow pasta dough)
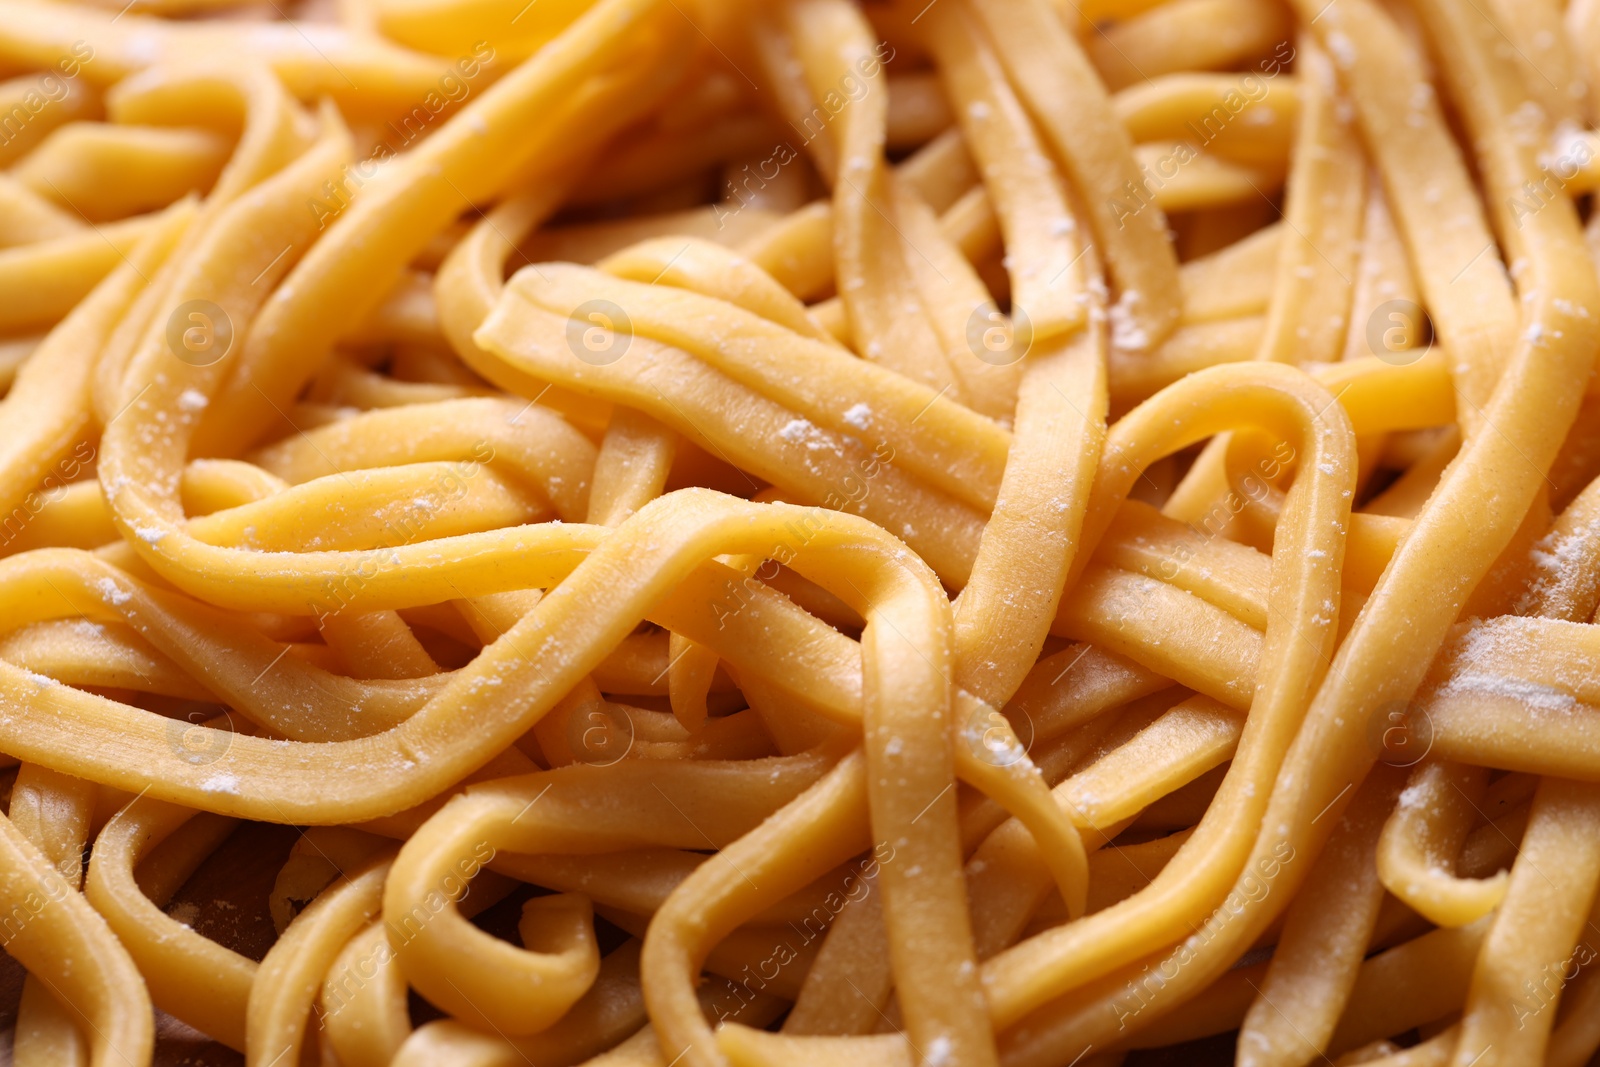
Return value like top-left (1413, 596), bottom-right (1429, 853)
top-left (0, 0), bottom-right (1597, 1064)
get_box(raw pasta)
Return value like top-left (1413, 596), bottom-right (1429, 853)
top-left (0, 0), bottom-right (1598, 1065)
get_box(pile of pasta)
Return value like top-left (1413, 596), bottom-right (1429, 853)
top-left (4, 0), bottom-right (1600, 1062)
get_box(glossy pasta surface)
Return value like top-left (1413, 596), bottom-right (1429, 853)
top-left (0, 0), bottom-right (1599, 1064)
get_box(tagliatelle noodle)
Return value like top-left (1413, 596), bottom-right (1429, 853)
top-left (2, 0), bottom-right (1600, 1064)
